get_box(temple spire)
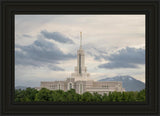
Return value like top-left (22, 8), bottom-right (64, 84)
top-left (80, 32), bottom-right (82, 49)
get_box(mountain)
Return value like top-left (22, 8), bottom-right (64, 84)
top-left (15, 86), bottom-right (28, 90)
top-left (99, 75), bottom-right (145, 91)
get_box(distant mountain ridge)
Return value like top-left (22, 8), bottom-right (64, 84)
top-left (99, 75), bottom-right (145, 91)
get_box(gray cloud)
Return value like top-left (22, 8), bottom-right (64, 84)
top-left (87, 50), bottom-right (105, 61)
top-left (15, 38), bottom-right (76, 70)
top-left (48, 65), bottom-right (64, 71)
top-left (41, 30), bottom-right (74, 44)
top-left (85, 46), bottom-right (108, 61)
top-left (98, 47), bottom-right (145, 69)
top-left (22, 34), bottom-right (32, 38)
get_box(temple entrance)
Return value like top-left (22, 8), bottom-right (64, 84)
top-left (68, 82), bottom-right (73, 90)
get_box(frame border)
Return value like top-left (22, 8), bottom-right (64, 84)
top-left (0, 0), bottom-right (159, 115)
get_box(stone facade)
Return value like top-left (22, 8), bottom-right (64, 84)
top-left (38, 78), bottom-right (124, 95)
top-left (36, 32), bottom-right (125, 94)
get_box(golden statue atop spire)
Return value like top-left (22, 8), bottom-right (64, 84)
top-left (80, 32), bottom-right (82, 49)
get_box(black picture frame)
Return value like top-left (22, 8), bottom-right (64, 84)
top-left (0, 0), bottom-right (159, 115)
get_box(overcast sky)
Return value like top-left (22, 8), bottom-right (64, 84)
top-left (15, 15), bottom-right (145, 87)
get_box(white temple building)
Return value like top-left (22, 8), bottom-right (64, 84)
top-left (36, 32), bottom-right (125, 94)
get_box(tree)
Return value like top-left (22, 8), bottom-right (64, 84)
top-left (15, 88), bottom-right (38, 102)
top-left (15, 88), bottom-right (146, 102)
top-left (92, 92), bottom-right (102, 102)
top-left (81, 92), bottom-right (93, 102)
top-left (35, 88), bottom-right (51, 101)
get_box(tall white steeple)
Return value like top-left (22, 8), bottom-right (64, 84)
top-left (80, 32), bottom-right (82, 49)
top-left (71, 32), bottom-right (90, 80)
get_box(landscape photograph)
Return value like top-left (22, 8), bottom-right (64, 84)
top-left (15, 15), bottom-right (145, 102)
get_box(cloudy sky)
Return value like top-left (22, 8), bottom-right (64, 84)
top-left (15, 15), bottom-right (145, 87)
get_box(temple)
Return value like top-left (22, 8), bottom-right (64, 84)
top-left (36, 32), bottom-right (125, 94)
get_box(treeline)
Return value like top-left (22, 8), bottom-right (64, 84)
top-left (15, 88), bottom-right (145, 102)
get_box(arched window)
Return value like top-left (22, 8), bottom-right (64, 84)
top-left (69, 83), bottom-right (72, 89)
top-left (58, 84), bottom-right (61, 90)
top-left (68, 82), bottom-right (73, 90)
top-left (79, 54), bottom-right (81, 75)
top-left (79, 84), bottom-right (83, 94)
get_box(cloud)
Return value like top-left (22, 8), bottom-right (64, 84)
top-left (98, 47), bottom-right (145, 69)
top-left (15, 15), bottom-right (145, 87)
top-left (41, 30), bottom-right (74, 44)
top-left (48, 65), bottom-right (64, 71)
top-left (15, 37), bottom-right (76, 70)
top-left (85, 46), bottom-right (108, 61)
top-left (22, 34), bottom-right (32, 38)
